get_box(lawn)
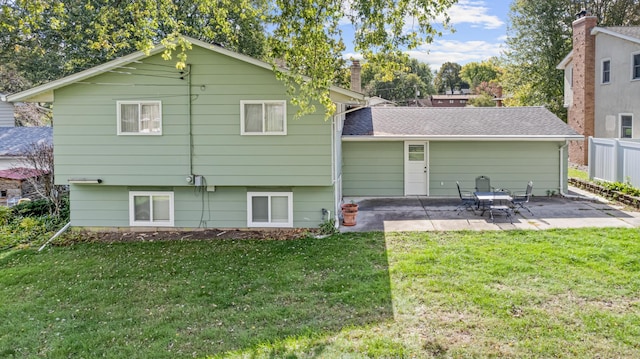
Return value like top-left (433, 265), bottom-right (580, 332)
top-left (1, 229), bottom-right (639, 358)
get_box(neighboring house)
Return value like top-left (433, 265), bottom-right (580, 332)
top-left (341, 107), bottom-right (581, 198)
top-left (429, 94), bottom-right (479, 107)
top-left (557, 13), bottom-right (640, 165)
top-left (0, 167), bottom-right (48, 206)
top-left (0, 127), bottom-right (53, 170)
top-left (6, 37), bottom-right (581, 230)
top-left (0, 93), bottom-right (15, 126)
top-left (7, 37), bottom-right (365, 229)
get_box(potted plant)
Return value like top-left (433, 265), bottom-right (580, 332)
top-left (341, 202), bottom-right (358, 226)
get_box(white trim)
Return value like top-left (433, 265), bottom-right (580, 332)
top-left (129, 191), bottom-right (175, 227)
top-left (117, 100), bottom-right (162, 135)
top-left (632, 51), bottom-right (640, 81)
top-left (247, 191), bottom-right (293, 228)
top-left (342, 135), bottom-right (584, 142)
top-left (601, 58), bottom-right (611, 84)
top-left (240, 100), bottom-right (287, 135)
top-left (404, 141), bottom-right (429, 196)
top-left (619, 113), bottom-right (633, 138)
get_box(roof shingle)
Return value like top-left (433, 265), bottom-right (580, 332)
top-left (343, 107), bottom-right (581, 139)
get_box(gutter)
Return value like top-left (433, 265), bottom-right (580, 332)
top-left (343, 135), bottom-right (585, 142)
top-left (0, 94), bottom-right (6, 102)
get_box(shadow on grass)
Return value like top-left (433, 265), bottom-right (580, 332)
top-left (0, 233), bottom-right (393, 358)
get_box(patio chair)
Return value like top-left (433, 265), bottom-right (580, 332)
top-left (475, 175), bottom-right (493, 192)
top-left (511, 181), bottom-right (534, 215)
top-left (489, 202), bottom-right (514, 224)
top-left (456, 181), bottom-right (476, 214)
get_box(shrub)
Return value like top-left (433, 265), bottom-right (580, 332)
top-left (0, 206), bottom-right (12, 225)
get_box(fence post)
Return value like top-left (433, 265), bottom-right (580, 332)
top-left (588, 136), bottom-right (595, 180)
top-left (614, 138), bottom-right (621, 183)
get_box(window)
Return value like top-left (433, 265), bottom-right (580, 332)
top-left (449, 100), bottom-right (455, 104)
top-left (241, 101), bottom-right (286, 135)
top-left (601, 59), bottom-right (611, 84)
top-left (129, 191), bottom-right (174, 226)
top-left (247, 192), bottom-right (293, 227)
top-left (621, 114), bottom-right (633, 138)
top-left (633, 53), bottom-right (640, 80)
top-left (117, 101), bottom-right (162, 135)
top-left (0, 190), bottom-right (6, 198)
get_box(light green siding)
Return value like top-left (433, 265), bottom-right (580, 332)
top-left (342, 140), bottom-right (567, 197)
top-left (342, 142), bottom-right (404, 196)
top-left (429, 142), bottom-right (564, 196)
top-left (70, 184), bottom-right (334, 229)
top-left (53, 46), bottom-right (332, 187)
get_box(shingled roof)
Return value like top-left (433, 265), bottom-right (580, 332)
top-left (342, 107), bottom-right (582, 140)
top-left (0, 127), bottom-right (53, 156)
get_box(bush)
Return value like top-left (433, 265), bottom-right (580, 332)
top-left (596, 181), bottom-right (640, 197)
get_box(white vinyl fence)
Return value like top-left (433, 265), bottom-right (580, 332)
top-left (589, 137), bottom-right (640, 188)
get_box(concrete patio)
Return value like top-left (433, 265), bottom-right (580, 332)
top-left (340, 187), bottom-right (640, 232)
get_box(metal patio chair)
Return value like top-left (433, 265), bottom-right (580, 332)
top-left (511, 181), bottom-right (534, 215)
top-left (475, 175), bottom-right (493, 192)
top-left (456, 181), bottom-right (476, 214)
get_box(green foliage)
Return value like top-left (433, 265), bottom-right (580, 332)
top-left (1, 0), bottom-right (458, 118)
top-left (460, 59), bottom-right (501, 90)
top-left (434, 62), bottom-right (468, 94)
top-left (0, 197), bottom-right (69, 250)
top-left (596, 180), bottom-right (640, 197)
top-left (318, 218), bottom-right (337, 235)
top-left (361, 56), bottom-right (435, 103)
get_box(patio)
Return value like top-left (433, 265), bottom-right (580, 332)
top-left (340, 187), bottom-right (640, 232)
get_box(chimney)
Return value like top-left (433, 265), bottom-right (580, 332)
top-left (495, 86), bottom-right (503, 107)
top-left (350, 60), bottom-right (361, 93)
top-left (567, 12), bottom-right (597, 165)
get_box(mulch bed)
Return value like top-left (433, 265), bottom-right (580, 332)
top-left (62, 228), bottom-right (317, 244)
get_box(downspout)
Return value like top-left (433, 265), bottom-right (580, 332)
top-left (187, 64), bottom-right (193, 176)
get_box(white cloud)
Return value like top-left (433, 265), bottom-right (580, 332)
top-left (407, 39), bottom-right (504, 71)
top-left (440, 0), bottom-right (504, 30)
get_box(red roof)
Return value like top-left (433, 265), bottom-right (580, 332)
top-left (0, 167), bottom-right (48, 180)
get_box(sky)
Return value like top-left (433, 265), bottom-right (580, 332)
top-left (341, 0), bottom-right (513, 71)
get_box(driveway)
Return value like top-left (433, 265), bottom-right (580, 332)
top-left (340, 187), bottom-right (640, 232)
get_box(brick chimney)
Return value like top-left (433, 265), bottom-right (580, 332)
top-left (494, 86), bottom-right (503, 107)
top-left (567, 12), bottom-right (597, 165)
top-left (350, 60), bottom-right (361, 93)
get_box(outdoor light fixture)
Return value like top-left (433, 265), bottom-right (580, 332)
top-left (68, 178), bottom-right (103, 184)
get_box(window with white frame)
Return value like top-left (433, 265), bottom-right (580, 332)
top-left (633, 53), bottom-right (640, 80)
top-left (118, 101), bottom-right (162, 135)
top-left (601, 59), bottom-right (611, 84)
top-left (241, 101), bottom-right (287, 135)
top-left (247, 192), bottom-right (293, 227)
top-left (129, 191), bottom-right (174, 226)
top-left (620, 114), bottom-right (633, 138)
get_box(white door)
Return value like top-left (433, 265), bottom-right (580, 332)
top-left (404, 141), bottom-right (429, 196)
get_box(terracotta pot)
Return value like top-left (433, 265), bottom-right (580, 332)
top-left (341, 203), bottom-right (358, 226)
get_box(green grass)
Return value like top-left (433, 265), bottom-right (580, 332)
top-left (569, 167), bottom-right (589, 181)
top-left (2, 229), bottom-right (640, 358)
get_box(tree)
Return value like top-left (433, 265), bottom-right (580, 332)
top-left (468, 80), bottom-right (501, 107)
top-left (11, 142), bottom-right (66, 215)
top-left (460, 59), bottom-right (501, 91)
top-left (434, 62), bottom-right (467, 94)
top-left (361, 56), bottom-right (435, 104)
top-left (0, 0), bottom-right (458, 118)
top-left (502, 0), bottom-right (640, 120)
top-left (0, 64), bottom-right (50, 126)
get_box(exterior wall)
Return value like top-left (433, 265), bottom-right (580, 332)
top-left (342, 141), bottom-right (404, 196)
top-left (53, 46), bottom-right (333, 188)
top-left (342, 140), bottom-right (566, 197)
top-left (69, 184), bottom-right (334, 228)
top-left (594, 34), bottom-right (640, 138)
top-left (0, 100), bottom-right (14, 127)
top-left (429, 141), bottom-right (565, 196)
top-left (562, 63), bottom-right (573, 107)
top-left (567, 15), bottom-right (597, 166)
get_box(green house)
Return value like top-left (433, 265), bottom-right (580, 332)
top-left (6, 37), bottom-right (364, 230)
top-left (6, 38), bottom-right (582, 231)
